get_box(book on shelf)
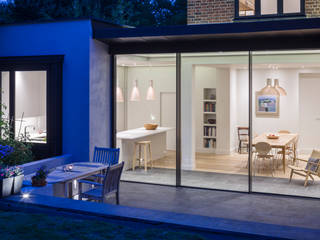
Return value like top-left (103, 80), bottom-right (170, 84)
top-left (204, 102), bottom-right (216, 112)
top-left (203, 126), bottom-right (216, 137)
top-left (204, 138), bottom-right (216, 148)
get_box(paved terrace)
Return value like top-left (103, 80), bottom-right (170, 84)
top-left (1, 182), bottom-right (320, 239)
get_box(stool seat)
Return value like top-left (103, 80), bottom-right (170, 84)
top-left (132, 141), bottom-right (153, 171)
top-left (136, 141), bottom-right (151, 145)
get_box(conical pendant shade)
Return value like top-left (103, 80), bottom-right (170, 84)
top-left (146, 80), bottom-right (155, 101)
top-left (274, 79), bottom-right (287, 96)
top-left (260, 78), bottom-right (280, 96)
top-left (130, 80), bottom-right (140, 101)
top-left (116, 86), bottom-right (124, 102)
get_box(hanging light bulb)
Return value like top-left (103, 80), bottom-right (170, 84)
top-left (146, 80), bottom-right (155, 101)
top-left (273, 79), bottom-right (287, 96)
top-left (259, 78), bottom-right (280, 96)
top-left (130, 80), bottom-right (140, 101)
top-left (116, 86), bottom-right (124, 102)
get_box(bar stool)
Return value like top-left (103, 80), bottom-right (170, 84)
top-left (132, 141), bottom-right (153, 171)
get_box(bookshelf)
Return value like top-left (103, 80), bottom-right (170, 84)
top-left (203, 88), bottom-right (217, 150)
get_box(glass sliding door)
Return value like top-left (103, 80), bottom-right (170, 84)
top-left (116, 54), bottom-right (177, 185)
top-left (180, 52), bottom-right (250, 191)
top-left (251, 50), bottom-right (320, 198)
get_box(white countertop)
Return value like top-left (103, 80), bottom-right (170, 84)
top-left (117, 127), bottom-right (173, 140)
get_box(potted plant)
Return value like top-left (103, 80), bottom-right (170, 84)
top-left (0, 167), bottom-right (14, 198)
top-left (11, 166), bottom-right (24, 195)
top-left (32, 166), bottom-right (49, 187)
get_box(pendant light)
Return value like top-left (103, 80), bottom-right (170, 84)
top-left (273, 79), bottom-right (287, 96)
top-left (259, 78), bottom-right (280, 96)
top-left (116, 85), bottom-right (124, 102)
top-left (130, 80), bottom-right (140, 101)
top-left (146, 80), bottom-right (155, 101)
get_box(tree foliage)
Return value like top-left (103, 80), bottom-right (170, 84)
top-left (0, 0), bottom-right (187, 26)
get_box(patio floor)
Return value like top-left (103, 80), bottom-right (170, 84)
top-left (27, 180), bottom-right (320, 231)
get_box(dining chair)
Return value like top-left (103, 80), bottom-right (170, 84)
top-left (93, 147), bottom-right (120, 166)
top-left (276, 136), bottom-right (298, 166)
top-left (78, 162), bottom-right (124, 204)
top-left (237, 127), bottom-right (249, 154)
top-left (254, 142), bottom-right (275, 176)
top-left (288, 150), bottom-right (320, 187)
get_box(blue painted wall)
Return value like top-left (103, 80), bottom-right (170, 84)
top-left (0, 20), bottom-right (93, 162)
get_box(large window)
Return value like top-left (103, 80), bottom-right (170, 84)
top-left (114, 50), bottom-right (320, 199)
top-left (237, 0), bottom-right (304, 18)
top-left (0, 56), bottom-right (63, 159)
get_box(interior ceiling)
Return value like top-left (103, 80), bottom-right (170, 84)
top-left (117, 51), bottom-right (320, 69)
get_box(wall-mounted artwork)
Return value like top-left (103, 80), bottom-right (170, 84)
top-left (256, 92), bottom-right (280, 117)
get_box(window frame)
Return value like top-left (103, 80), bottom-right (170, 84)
top-left (0, 55), bottom-right (63, 160)
top-left (235, 0), bottom-right (305, 20)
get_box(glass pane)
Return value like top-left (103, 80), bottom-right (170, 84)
top-left (1, 71), bottom-right (10, 139)
top-left (284, 0), bottom-right (301, 13)
top-left (261, 0), bottom-right (278, 15)
top-left (1, 71), bottom-right (10, 119)
top-left (252, 50), bottom-right (320, 198)
top-left (239, 0), bottom-right (255, 16)
top-left (116, 54), bottom-right (176, 185)
top-left (181, 52), bottom-right (249, 192)
top-left (15, 71), bottom-right (47, 143)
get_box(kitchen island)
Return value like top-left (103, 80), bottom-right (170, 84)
top-left (117, 127), bottom-right (172, 170)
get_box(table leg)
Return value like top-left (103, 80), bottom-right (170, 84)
top-left (282, 146), bottom-right (286, 174)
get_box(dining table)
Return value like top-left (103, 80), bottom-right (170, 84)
top-left (253, 133), bottom-right (298, 173)
top-left (25, 162), bottom-right (109, 198)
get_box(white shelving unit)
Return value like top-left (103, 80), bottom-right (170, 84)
top-left (203, 88), bottom-right (217, 151)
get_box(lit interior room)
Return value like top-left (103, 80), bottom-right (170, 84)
top-left (116, 51), bottom-right (320, 198)
top-left (1, 71), bottom-right (47, 144)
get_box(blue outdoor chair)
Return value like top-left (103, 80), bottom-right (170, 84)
top-left (92, 147), bottom-right (120, 166)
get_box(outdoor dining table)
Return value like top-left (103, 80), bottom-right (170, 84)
top-left (26, 162), bottom-right (109, 198)
top-left (253, 133), bottom-right (298, 173)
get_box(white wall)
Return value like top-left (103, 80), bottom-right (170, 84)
top-left (116, 66), bottom-right (126, 131)
top-left (236, 69), bottom-right (300, 136)
top-left (15, 71), bottom-right (46, 136)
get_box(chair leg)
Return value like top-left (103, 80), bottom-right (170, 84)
top-left (239, 141), bottom-right (242, 154)
top-left (304, 174), bottom-right (309, 187)
top-left (132, 144), bottom-right (136, 171)
top-left (144, 145), bottom-right (148, 171)
top-left (116, 191), bottom-right (119, 205)
top-left (148, 143), bottom-right (152, 168)
top-left (289, 170), bottom-right (294, 182)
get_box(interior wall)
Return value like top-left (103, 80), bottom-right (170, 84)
top-left (15, 71), bottom-right (46, 136)
top-left (125, 66), bottom-right (176, 130)
top-left (116, 66), bottom-right (126, 132)
top-left (236, 69), bottom-right (300, 136)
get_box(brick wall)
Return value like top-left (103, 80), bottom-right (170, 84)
top-left (306, 0), bottom-right (320, 18)
top-left (188, 0), bottom-right (320, 25)
top-left (188, 0), bottom-right (234, 25)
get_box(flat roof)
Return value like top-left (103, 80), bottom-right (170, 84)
top-left (93, 18), bottom-right (320, 54)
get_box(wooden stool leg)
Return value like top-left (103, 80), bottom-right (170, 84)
top-left (132, 143), bottom-right (136, 171)
top-left (144, 145), bottom-right (148, 171)
top-left (148, 143), bottom-right (152, 168)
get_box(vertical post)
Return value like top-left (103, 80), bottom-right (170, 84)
top-left (278, 0), bottom-right (284, 15)
top-left (9, 70), bottom-right (15, 139)
top-left (248, 51), bottom-right (253, 193)
top-left (255, 0), bottom-right (261, 17)
top-left (111, 55), bottom-right (117, 148)
top-left (176, 53), bottom-right (181, 187)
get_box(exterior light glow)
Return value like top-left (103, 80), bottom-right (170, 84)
top-left (22, 193), bottom-right (29, 199)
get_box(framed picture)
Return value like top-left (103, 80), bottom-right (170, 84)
top-left (255, 92), bottom-right (279, 117)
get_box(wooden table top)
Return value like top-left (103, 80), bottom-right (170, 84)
top-left (253, 133), bottom-right (298, 148)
